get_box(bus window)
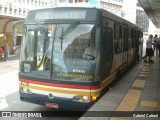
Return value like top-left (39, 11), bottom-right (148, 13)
top-left (20, 23), bottom-right (99, 81)
top-left (102, 27), bottom-right (113, 78)
top-left (21, 24), bottom-right (54, 72)
top-left (131, 29), bottom-right (136, 48)
top-left (37, 31), bottom-right (45, 66)
top-left (123, 27), bottom-right (128, 52)
top-left (52, 24), bottom-right (98, 81)
top-left (128, 28), bottom-right (132, 49)
top-left (114, 24), bottom-right (122, 54)
top-left (26, 30), bottom-right (34, 61)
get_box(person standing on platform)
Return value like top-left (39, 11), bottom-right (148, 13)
top-left (153, 34), bottom-right (158, 56)
top-left (4, 41), bottom-right (9, 61)
top-left (144, 35), bottom-right (154, 63)
top-left (157, 36), bottom-right (160, 60)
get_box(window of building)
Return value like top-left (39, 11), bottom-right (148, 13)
top-left (23, 10), bottom-right (25, 16)
top-left (31, 0), bottom-right (34, 5)
top-left (35, 0), bottom-right (37, 5)
top-left (19, 8), bottom-right (21, 15)
top-left (14, 9), bottom-right (17, 15)
top-left (4, 7), bottom-right (7, 13)
top-left (68, 0), bottom-right (73, 3)
top-left (0, 5), bottom-right (2, 13)
top-left (59, 0), bottom-right (66, 3)
top-left (114, 0), bottom-right (123, 3)
top-left (41, 2), bottom-right (44, 6)
top-left (9, 7), bottom-right (12, 14)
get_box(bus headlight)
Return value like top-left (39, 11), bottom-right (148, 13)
top-left (82, 96), bottom-right (89, 102)
top-left (20, 87), bottom-right (32, 94)
top-left (73, 96), bottom-right (81, 101)
top-left (73, 95), bottom-right (91, 102)
top-left (27, 89), bottom-right (32, 94)
top-left (20, 87), bottom-right (27, 92)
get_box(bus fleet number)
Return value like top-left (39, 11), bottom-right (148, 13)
top-left (21, 81), bottom-right (29, 86)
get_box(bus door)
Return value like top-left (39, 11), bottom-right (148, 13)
top-left (135, 30), bottom-right (140, 61)
top-left (101, 19), bottom-right (114, 80)
top-left (122, 26), bottom-right (128, 67)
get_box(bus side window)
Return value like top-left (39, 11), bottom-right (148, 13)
top-left (123, 27), bottom-right (128, 52)
top-left (102, 27), bottom-right (113, 78)
top-left (114, 24), bottom-right (122, 54)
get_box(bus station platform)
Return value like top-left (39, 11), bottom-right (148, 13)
top-left (80, 56), bottom-right (160, 120)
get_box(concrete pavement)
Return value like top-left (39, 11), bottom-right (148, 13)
top-left (0, 55), bottom-right (19, 68)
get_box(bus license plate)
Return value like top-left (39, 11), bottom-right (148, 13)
top-left (45, 102), bottom-right (59, 109)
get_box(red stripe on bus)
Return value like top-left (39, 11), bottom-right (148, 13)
top-left (19, 78), bottom-right (100, 90)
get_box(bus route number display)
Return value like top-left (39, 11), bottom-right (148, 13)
top-left (34, 10), bottom-right (86, 20)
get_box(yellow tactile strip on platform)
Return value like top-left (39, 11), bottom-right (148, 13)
top-left (141, 101), bottom-right (158, 108)
top-left (116, 90), bottom-right (142, 111)
top-left (109, 117), bottom-right (129, 120)
top-left (140, 71), bottom-right (149, 74)
top-left (143, 66), bottom-right (150, 69)
top-left (141, 69), bottom-right (150, 72)
top-left (138, 74), bottom-right (148, 78)
top-left (132, 80), bottom-right (146, 88)
top-left (142, 67), bottom-right (150, 71)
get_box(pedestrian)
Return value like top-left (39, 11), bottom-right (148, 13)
top-left (4, 41), bottom-right (9, 61)
top-left (157, 36), bottom-right (160, 60)
top-left (0, 46), bottom-right (4, 60)
top-left (153, 34), bottom-right (158, 56)
top-left (144, 35), bottom-right (154, 63)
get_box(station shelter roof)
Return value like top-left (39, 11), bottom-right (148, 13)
top-left (0, 15), bottom-right (24, 36)
top-left (0, 15), bottom-right (24, 46)
top-left (138, 0), bottom-right (160, 28)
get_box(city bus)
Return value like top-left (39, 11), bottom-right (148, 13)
top-left (14, 7), bottom-right (143, 110)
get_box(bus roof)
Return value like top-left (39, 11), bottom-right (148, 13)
top-left (26, 7), bottom-right (143, 31)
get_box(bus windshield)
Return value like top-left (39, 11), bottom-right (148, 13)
top-left (20, 23), bottom-right (98, 81)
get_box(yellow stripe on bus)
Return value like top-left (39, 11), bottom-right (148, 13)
top-left (101, 75), bottom-right (113, 88)
top-left (20, 84), bottom-right (101, 96)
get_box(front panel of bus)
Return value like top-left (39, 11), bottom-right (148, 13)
top-left (19, 7), bottom-right (101, 110)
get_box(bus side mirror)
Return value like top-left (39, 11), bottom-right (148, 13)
top-left (13, 20), bottom-right (24, 46)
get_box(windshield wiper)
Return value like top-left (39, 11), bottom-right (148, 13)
top-left (59, 21), bottom-right (79, 49)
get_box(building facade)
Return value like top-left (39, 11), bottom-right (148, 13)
top-left (136, 2), bottom-right (149, 34)
top-left (0, 0), bottom-right (53, 53)
top-left (0, 0), bottom-right (54, 19)
top-left (100, 0), bottom-right (124, 17)
top-left (56, 0), bottom-right (124, 17)
top-left (123, 0), bottom-right (149, 35)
